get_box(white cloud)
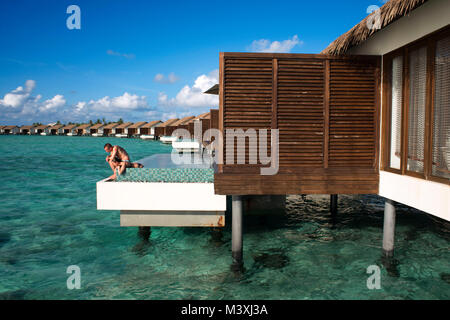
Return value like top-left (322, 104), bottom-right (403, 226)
top-left (0, 80), bottom-right (36, 108)
top-left (86, 92), bottom-right (148, 112)
top-left (248, 35), bottom-right (302, 53)
top-left (154, 72), bottom-right (179, 84)
top-left (39, 95), bottom-right (66, 112)
top-left (106, 49), bottom-right (135, 59)
top-left (158, 70), bottom-right (219, 108)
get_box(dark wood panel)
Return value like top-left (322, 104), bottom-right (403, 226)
top-left (218, 52), bottom-right (381, 194)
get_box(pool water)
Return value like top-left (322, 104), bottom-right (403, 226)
top-left (0, 135), bottom-right (449, 299)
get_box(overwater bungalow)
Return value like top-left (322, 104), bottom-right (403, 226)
top-left (61, 124), bottom-right (77, 135)
top-left (187, 112), bottom-right (211, 137)
top-left (172, 113), bottom-right (212, 153)
top-left (139, 120), bottom-right (162, 140)
top-left (154, 118), bottom-right (179, 139)
top-left (32, 124), bottom-right (50, 135)
top-left (126, 122), bottom-right (147, 137)
top-left (74, 124), bottom-right (91, 136)
top-left (2, 125), bottom-right (19, 135)
top-left (114, 122), bottom-right (133, 138)
top-left (49, 124), bottom-right (63, 135)
top-left (102, 122), bottom-right (119, 136)
top-left (0, 126), bottom-right (4, 134)
top-left (89, 123), bottom-right (104, 136)
top-left (160, 116), bottom-right (195, 144)
top-left (97, 0), bottom-right (449, 269)
top-left (19, 125), bottom-right (34, 135)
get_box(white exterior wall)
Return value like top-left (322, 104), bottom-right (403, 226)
top-left (348, 0), bottom-right (450, 220)
top-left (97, 179), bottom-right (227, 227)
top-left (97, 179), bottom-right (226, 212)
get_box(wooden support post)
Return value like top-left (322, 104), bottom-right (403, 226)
top-left (231, 195), bottom-right (243, 271)
top-left (330, 194), bottom-right (338, 215)
top-left (382, 199), bottom-right (396, 258)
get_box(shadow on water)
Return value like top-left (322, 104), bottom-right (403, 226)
top-left (252, 249), bottom-right (290, 270)
top-left (132, 227), bottom-right (152, 257)
top-left (380, 255), bottom-right (401, 278)
top-left (0, 290), bottom-right (28, 300)
top-left (440, 273), bottom-right (450, 284)
top-left (0, 232), bottom-right (11, 248)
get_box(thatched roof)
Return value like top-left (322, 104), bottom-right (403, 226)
top-left (89, 123), bottom-right (104, 130)
top-left (204, 84), bottom-right (219, 95)
top-left (35, 124), bottom-right (50, 130)
top-left (172, 116), bottom-right (195, 126)
top-left (128, 121), bottom-right (147, 129)
top-left (74, 124), bottom-right (91, 130)
top-left (159, 118), bottom-right (179, 127)
top-left (20, 125), bottom-right (34, 130)
top-left (191, 112), bottom-right (210, 122)
top-left (61, 124), bottom-right (77, 130)
top-left (3, 125), bottom-right (18, 130)
top-left (141, 120), bottom-right (162, 128)
top-left (50, 124), bottom-right (64, 130)
top-left (103, 122), bottom-right (119, 129)
top-left (115, 122), bottom-right (133, 129)
top-left (322, 0), bottom-right (429, 55)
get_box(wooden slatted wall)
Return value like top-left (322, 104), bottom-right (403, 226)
top-left (216, 52), bottom-right (380, 195)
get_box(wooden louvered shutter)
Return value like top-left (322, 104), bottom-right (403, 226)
top-left (223, 57), bottom-right (272, 168)
top-left (277, 59), bottom-right (324, 167)
top-left (407, 46), bottom-right (427, 173)
top-left (432, 35), bottom-right (450, 179)
top-left (389, 56), bottom-right (403, 170)
top-left (328, 59), bottom-right (377, 167)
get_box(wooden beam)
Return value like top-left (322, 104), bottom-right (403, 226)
top-left (324, 60), bottom-right (330, 168)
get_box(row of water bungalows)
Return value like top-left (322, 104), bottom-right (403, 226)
top-left (0, 109), bottom-right (219, 151)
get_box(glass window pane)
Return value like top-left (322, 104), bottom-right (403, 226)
top-left (432, 35), bottom-right (450, 180)
top-left (407, 46), bottom-right (427, 173)
top-left (389, 56), bottom-right (403, 170)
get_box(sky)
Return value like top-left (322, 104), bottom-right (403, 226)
top-left (0, 0), bottom-right (386, 125)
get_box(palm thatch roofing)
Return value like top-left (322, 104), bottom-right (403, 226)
top-left (3, 125), bottom-right (18, 130)
top-left (158, 118), bottom-right (179, 127)
top-left (128, 121), bottom-right (147, 129)
top-left (35, 124), bottom-right (50, 130)
top-left (115, 122), bottom-right (133, 129)
top-left (204, 84), bottom-right (219, 95)
top-left (61, 124), bottom-right (77, 130)
top-left (89, 123), bottom-right (104, 130)
top-left (20, 125), bottom-right (34, 130)
top-left (322, 0), bottom-right (429, 55)
top-left (74, 124), bottom-right (91, 130)
top-left (50, 124), bottom-right (64, 130)
top-left (141, 120), bottom-right (162, 128)
top-left (190, 112), bottom-right (210, 122)
top-left (172, 116), bottom-right (196, 126)
top-left (103, 122), bottom-right (119, 129)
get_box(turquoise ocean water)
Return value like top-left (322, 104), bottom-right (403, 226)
top-left (0, 135), bottom-right (448, 299)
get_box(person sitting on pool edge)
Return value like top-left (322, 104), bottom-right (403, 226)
top-left (104, 143), bottom-right (143, 180)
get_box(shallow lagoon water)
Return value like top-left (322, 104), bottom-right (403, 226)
top-left (0, 135), bottom-right (448, 299)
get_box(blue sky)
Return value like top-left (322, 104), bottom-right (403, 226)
top-left (0, 0), bottom-right (383, 125)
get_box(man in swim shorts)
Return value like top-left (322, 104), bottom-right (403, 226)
top-left (104, 143), bottom-right (143, 180)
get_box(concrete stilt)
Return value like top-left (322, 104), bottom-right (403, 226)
top-left (231, 195), bottom-right (243, 271)
top-left (330, 194), bottom-right (338, 215)
top-left (138, 226), bottom-right (151, 242)
top-left (382, 199), bottom-right (396, 258)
